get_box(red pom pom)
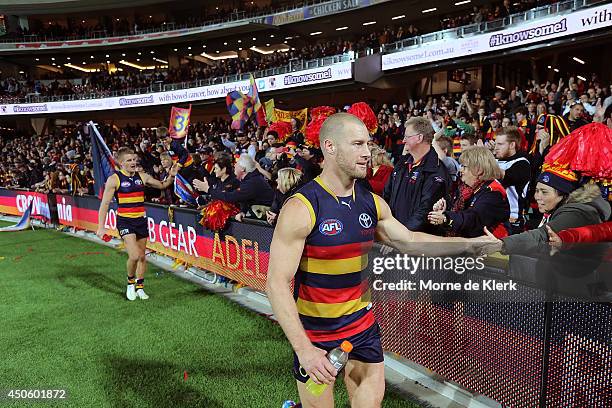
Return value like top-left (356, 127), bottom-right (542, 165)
top-left (348, 102), bottom-right (378, 134)
top-left (305, 116), bottom-right (326, 149)
top-left (310, 106), bottom-right (336, 120)
top-left (200, 200), bottom-right (240, 231)
top-left (268, 121), bottom-right (293, 142)
top-left (545, 123), bottom-right (612, 179)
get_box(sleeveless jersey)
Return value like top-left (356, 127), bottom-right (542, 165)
top-left (113, 170), bottom-right (145, 218)
top-left (292, 176), bottom-right (380, 342)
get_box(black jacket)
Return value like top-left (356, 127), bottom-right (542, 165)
top-left (445, 180), bottom-right (510, 238)
top-left (209, 170), bottom-right (274, 213)
top-left (383, 147), bottom-right (450, 233)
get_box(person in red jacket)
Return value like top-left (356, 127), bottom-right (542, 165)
top-left (366, 146), bottom-right (393, 195)
top-left (547, 221), bottom-right (612, 256)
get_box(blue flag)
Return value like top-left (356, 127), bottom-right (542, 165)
top-left (174, 173), bottom-right (198, 206)
top-left (88, 121), bottom-right (118, 198)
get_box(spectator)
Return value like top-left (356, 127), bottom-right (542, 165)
top-left (293, 145), bottom-right (321, 183)
top-left (483, 169), bottom-right (611, 255)
top-left (366, 146), bottom-right (393, 195)
top-left (494, 126), bottom-right (531, 234)
top-left (428, 146), bottom-right (509, 238)
top-left (193, 153), bottom-right (239, 206)
top-left (383, 116), bottom-right (450, 233)
top-left (563, 101), bottom-right (589, 132)
top-left (193, 153), bottom-right (273, 219)
top-left (267, 167), bottom-right (304, 226)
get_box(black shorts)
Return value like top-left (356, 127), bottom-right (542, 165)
top-left (293, 323), bottom-right (384, 383)
top-left (116, 216), bottom-right (148, 239)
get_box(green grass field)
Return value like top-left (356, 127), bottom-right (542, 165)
top-left (0, 223), bottom-right (420, 408)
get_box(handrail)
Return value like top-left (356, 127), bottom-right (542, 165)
top-left (0, 53), bottom-right (353, 105)
top-left (380, 0), bottom-right (590, 55)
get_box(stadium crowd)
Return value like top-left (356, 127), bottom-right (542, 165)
top-left (2, 72), bottom-right (611, 238)
top-left (0, 0), bottom-right (568, 104)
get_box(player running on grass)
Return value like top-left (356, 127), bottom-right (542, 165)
top-left (267, 113), bottom-right (494, 407)
top-left (96, 147), bottom-right (178, 301)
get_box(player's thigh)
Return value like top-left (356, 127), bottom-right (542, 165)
top-left (136, 236), bottom-right (147, 254)
top-left (296, 379), bottom-right (335, 408)
top-left (343, 360), bottom-right (385, 407)
top-left (122, 234), bottom-right (142, 259)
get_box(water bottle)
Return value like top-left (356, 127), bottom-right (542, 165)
top-left (305, 340), bottom-right (353, 397)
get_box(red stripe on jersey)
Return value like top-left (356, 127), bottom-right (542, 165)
top-left (303, 241), bottom-right (373, 260)
top-left (299, 280), bottom-right (369, 304)
top-left (117, 191), bottom-right (144, 198)
top-left (117, 206), bottom-right (145, 214)
top-left (305, 311), bottom-right (375, 342)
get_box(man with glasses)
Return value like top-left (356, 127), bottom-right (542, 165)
top-left (383, 117), bottom-right (450, 234)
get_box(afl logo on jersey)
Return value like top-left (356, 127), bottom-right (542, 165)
top-left (120, 181), bottom-right (131, 188)
top-left (319, 219), bottom-right (343, 236)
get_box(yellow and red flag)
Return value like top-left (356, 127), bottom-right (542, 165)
top-left (169, 105), bottom-right (192, 139)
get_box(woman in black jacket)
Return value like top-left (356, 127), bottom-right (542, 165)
top-left (428, 146), bottom-right (510, 238)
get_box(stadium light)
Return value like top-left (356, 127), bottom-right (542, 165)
top-left (572, 57), bottom-right (585, 65)
top-left (119, 60), bottom-right (166, 70)
top-left (173, 49), bottom-right (177, 52)
top-left (35, 58), bottom-right (39, 61)
top-left (237, 40), bottom-right (241, 43)
top-left (547, 65), bottom-right (552, 69)
top-left (577, 75), bottom-right (587, 81)
top-left (138, 52), bottom-right (142, 55)
top-left (223, 42), bottom-right (228, 45)
top-left (187, 46), bottom-right (191, 50)
top-left (553, 68), bottom-right (559, 73)
top-left (270, 34), bottom-right (275, 38)
top-left (310, 31), bottom-right (322, 35)
top-left (51, 57), bottom-right (55, 61)
top-left (252, 37), bottom-right (256, 40)
top-left (336, 26), bottom-right (348, 31)
top-left (201, 51), bottom-right (239, 60)
top-left (285, 36), bottom-right (293, 40)
top-left (90, 55), bottom-right (94, 59)
top-left (362, 21), bottom-right (376, 26)
top-left (150, 51), bottom-right (155, 54)
top-left (454, 0), bottom-right (471, 5)
top-left (422, 7), bottom-right (437, 13)
top-left (496, 85), bottom-right (505, 90)
top-left (391, 15), bottom-right (405, 20)
top-left (153, 58), bottom-right (168, 64)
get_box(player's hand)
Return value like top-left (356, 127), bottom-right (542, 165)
top-left (266, 210), bottom-right (277, 226)
top-left (297, 345), bottom-right (337, 385)
top-left (472, 227), bottom-right (504, 255)
top-left (96, 228), bottom-right (107, 240)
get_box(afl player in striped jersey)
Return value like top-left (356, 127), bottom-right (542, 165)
top-left (267, 113), bottom-right (494, 407)
top-left (96, 147), bottom-right (178, 301)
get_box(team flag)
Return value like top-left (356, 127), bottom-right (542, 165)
top-left (88, 121), bottom-right (118, 198)
top-left (174, 173), bottom-right (199, 206)
top-left (226, 90), bottom-right (250, 130)
top-left (169, 105), bottom-right (192, 139)
top-left (247, 74), bottom-right (267, 127)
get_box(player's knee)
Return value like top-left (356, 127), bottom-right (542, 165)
top-left (137, 254), bottom-right (146, 263)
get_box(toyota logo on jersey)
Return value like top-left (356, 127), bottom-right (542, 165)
top-left (319, 219), bottom-right (343, 236)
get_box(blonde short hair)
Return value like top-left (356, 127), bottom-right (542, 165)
top-left (459, 146), bottom-right (503, 181)
top-left (277, 168), bottom-right (303, 194)
top-left (370, 147), bottom-right (392, 167)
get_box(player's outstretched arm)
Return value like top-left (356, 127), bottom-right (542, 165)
top-left (140, 165), bottom-right (177, 190)
top-left (96, 175), bottom-right (118, 239)
top-left (373, 194), bottom-right (495, 256)
top-left (266, 197), bottom-right (338, 385)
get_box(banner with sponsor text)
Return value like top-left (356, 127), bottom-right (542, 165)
top-left (382, 3), bottom-right (612, 70)
top-left (0, 188), bottom-right (52, 222)
top-left (0, 62), bottom-right (353, 117)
